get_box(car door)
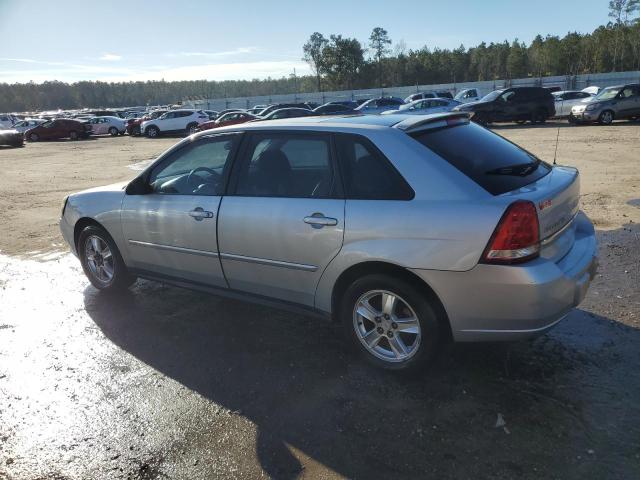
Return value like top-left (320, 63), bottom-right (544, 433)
top-left (157, 111), bottom-right (175, 131)
top-left (614, 86), bottom-right (637, 118)
top-left (431, 99), bottom-right (449, 113)
top-left (218, 131), bottom-right (345, 307)
top-left (121, 133), bottom-right (241, 287)
top-left (40, 120), bottom-right (60, 139)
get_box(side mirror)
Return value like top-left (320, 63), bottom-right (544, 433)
top-left (125, 175), bottom-right (152, 195)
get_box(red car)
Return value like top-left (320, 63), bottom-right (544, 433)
top-left (126, 110), bottom-right (167, 136)
top-left (198, 111), bottom-right (257, 131)
top-left (25, 119), bottom-right (91, 141)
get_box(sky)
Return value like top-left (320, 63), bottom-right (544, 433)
top-left (0, 0), bottom-right (610, 84)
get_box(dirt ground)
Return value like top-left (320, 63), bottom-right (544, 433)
top-left (0, 124), bottom-right (639, 479)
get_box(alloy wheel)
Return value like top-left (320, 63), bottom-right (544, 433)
top-left (353, 290), bottom-right (421, 363)
top-left (84, 235), bottom-right (114, 284)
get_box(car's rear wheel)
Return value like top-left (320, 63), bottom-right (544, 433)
top-left (69, 130), bottom-right (79, 141)
top-left (186, 122), bottom-right (198, 135)
top-left (532, 108), bottom-right (547, 124)
top-left (108, 127), bottom-right (118, 136)
top-left (598, 110), bottom-right (614, 125)
top-left (28, 133), bottom-right (39, 141)
top-left (78, 225), bottom-right (136, 291)
top-left (341, 274), bottom-right (442, 372)
top-left (146, 126), bottom-right (159, 138)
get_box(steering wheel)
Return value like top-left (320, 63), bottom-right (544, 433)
top-left (187, 166), bottom-right (220, 191)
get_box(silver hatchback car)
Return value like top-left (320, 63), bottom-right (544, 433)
top-left (60, 113), bottom-right (598, 371)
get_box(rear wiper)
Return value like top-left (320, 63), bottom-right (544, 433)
top-left (486, 158), bottom-right (540, 176)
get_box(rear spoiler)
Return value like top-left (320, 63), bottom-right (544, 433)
top-left (393, 112), bottom-right (471, 134)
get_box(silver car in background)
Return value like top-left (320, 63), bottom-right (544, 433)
top-left (60, 113), bottom-right (598, 372)
top-left (552, 90), bottom-right (594, 117)
top-left (381, 98), bottom-right (461, 115)
top-left (570, 83), bottom-right (640, 124)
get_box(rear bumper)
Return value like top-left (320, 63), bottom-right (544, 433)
top-left (411, 211), bottom-right (598, 342)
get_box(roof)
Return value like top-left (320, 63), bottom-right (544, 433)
top-left (195, 112), bottom-right (470, 137)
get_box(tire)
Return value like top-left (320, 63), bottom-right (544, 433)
top-left (532, 109), bottom-right (547, 124)
top-left (69, 130), bottom-right (79, 141)
top-left (340, 274), bottom-right (442, 372)
top-left (108, 127), bottom-right (118, 136)
top-left (28, 133), bottom-right (39, 141)
top-left (186, 122), bottom-right (199, 135)
top-left (78, 225), bottom-right (136, 291)
top-left (598, 110), bottom-right (614, 125)
top-left (146, 125), bottom-right (159, 138)
top-left (515, 119), bottom-right (527, 125)
top-left (472, 112), bottom-right (489, 125)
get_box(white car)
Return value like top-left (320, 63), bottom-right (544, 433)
top-left (404, 91), bottom-right (453, 103)
top-left (454, 88), bottom-right (482, 104)
top-left (382, 98), bottom-right (461, 115)
top-left (552, 91), bottom-right (594, 117)
top-left (582, 86), bottom-right (601, 96)
top-left (87, 116), bottom-right (126, 136)
top-left (11, 118), bottom-right (47, 133)
top-left (141, 109), bottom-right (210, 138)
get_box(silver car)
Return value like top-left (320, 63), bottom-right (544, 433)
top-left (552, 90), bottom-right (594, 117)
top-left (60, 113), bottom-right (598, 372)
top-left (570, 84), bottom-right (640, 124)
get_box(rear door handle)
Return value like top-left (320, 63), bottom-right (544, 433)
top-left (304, 213), bottom-right (338, 228)
top-left (189, 207), bottom-right (214, 221)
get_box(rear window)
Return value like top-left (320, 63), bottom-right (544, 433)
top-left (412, 122), bottom-right (551, 195)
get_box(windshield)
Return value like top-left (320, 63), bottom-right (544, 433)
top-left (594, 87), bottom-right (621, 101)
top-left (480, 90), bottom-right (504, 102)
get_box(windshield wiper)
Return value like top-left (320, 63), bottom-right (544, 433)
top-left (486, 158), bottom-right (541, 176)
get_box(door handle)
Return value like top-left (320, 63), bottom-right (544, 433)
top-left (189, 207), bottom-right (214, 221)
top-left (304, 213), bottom-right (338, 228)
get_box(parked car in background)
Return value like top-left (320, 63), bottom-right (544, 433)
top-left (355, 97), bottom-right (404, 114)
top-left (247, 107), bottom-right (266, 115)
top-left (259, 108), bottom-right (316, 120)
top-left (25, 119), bottom-right (91, 141)
top-left (257, 103), bottom-right (311, 117)
top-left (141, 110), bottom-right (210, 137)
top-left (453, 87), bottom-right (555, 124)
top-left (383, 98), bottom-right (461, 115)
top-left (60, 112), bottom-right (597, 372)
top-left (11, 118), bottom-right (47, 133)
top-left (0, 114), bottom-right (15, 129)
top-left (87, 116), bottom-right (126, 136)
top-left (204, 110), bottom-right (219, 120)
top-left (552, 91), bottom-right (594, 117)
top-left (404, 91), bottom-right (452, 103)
top-left (570, 84), bottom-right (640, 124)
top-left (313, 103), bottom-right (358, 115)
top-left (454, 88), bottom-right (482, 104)
top-left (0, 129), bottom-right (24, 147)
top-left (582, 86), bottom-right (601, 96)
top-left (198, 111), bottom-right (258, 131)
top-left (327, 100), bottom-right (359, 109)
top-left (126, 110), bottom-right (167, 136)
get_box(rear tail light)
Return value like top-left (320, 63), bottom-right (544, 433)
top-left (481, 200), bottom-right (540, 265)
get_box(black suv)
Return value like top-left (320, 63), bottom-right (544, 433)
top-left (454, 87), bottom-right (556, 125)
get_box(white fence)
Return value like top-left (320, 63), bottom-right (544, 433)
top-left (184, 71), bottom-right (640, 111)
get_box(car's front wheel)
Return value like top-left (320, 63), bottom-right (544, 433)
top-left (341, 274), bottom-right (442, 372)
top-left (186, 122), bottom-right (199, 135)
top-left (598, 110), bottom-right (614, 125)
top-left (28, 132), bottom-right (39, 141)
top-left (108, 127), bottom-right (118, 136)
top-left (146, 126), bottom-right (160, 138)
top-left (78, 225), bottom-right (136, 291)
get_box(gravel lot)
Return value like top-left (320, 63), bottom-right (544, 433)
top-left (0, 123), bottom-right (639, 479)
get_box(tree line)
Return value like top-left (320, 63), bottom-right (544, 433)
top-left (1, 1), bottom-right (639, 112)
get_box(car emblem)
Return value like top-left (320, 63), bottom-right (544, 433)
top-left (539, 199), bottom-right (553, 211)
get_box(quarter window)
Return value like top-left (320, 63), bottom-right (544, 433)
top-left (149, 136), bottom-right (238, 196)
top-left (334, 134), bottom-right (414, 200)
top-left (235, 133), bottom-right (334, 198)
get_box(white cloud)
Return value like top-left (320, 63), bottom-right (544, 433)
top-left (0, 60), bottom-right (312, 83)
top-left (100, 53), bottom-right (122, 61)
top-left (169, 47), bottom-right (257, 58)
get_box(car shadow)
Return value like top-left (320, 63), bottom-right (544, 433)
top-left (83, 223), bottom-right (640, 478)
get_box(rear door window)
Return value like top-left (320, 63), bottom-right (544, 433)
top-left (412, 122), bottom-right (550, 195)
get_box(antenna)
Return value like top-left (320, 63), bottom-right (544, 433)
top-left (552, 123), bottom-right (561, 165)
